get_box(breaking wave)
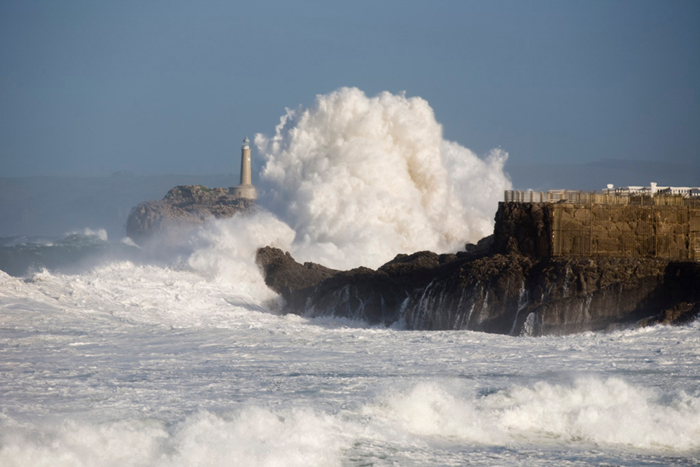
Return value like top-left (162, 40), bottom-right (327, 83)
top-left (1, 88), bottom-right (510, 280)
top-left (369, 377), bottom-right (700, 451)
top-left (2, 377), bottom-right (698, 467)
top-left (256, 87), bottom-right (511, 269)
top-left (0, 408), bottom-right (346, 467)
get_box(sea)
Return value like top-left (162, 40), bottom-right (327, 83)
top-left (0, 226), bottom-right (699, 467)
top-left (2, 89), bottom-right (699, 465)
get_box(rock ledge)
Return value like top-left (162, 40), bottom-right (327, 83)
top-left (126, 185), bottom-right (255, 242)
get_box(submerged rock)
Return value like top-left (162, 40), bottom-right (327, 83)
top-left (126, 185), bottom-right (255, 243)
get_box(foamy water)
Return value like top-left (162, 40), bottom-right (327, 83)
top-left (1, 237), bottom-right (699, 466)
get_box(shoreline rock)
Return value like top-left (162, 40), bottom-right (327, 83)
top-left (256, 242), bottom-right (700, 336)
top-left (126, 185), bottom-right (255, 243)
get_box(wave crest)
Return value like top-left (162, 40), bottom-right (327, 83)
top-left (255, 87), bottom-right (512, 269)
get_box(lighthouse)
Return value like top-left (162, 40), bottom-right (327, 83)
top-left (229, 136), bottom-right (257, 200)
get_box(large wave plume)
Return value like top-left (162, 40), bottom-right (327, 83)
top-left (255, 87), bottom-right (511, 270)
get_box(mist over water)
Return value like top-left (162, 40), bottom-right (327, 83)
top-left (256, 87), bottom-right (511, 269)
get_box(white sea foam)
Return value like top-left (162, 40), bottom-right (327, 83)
top-left (0, 210), bottom-right (297, 331)
top-left (0, 408), bottom-right (348, 467)
top-left (368, 377), bottom-right (700, 451)
top-left (255, 87), bottom-right (511, 269)
top-left (185, 211), bottom-right (294, 295)
top-left (2, 256), bottom-right (699, 465)
top-left (1, 378), bottom-right (698, 467)
top-left (74, 228), bottom-right (109, 242)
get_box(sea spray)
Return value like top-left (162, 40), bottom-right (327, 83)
top-left (0, 229), bottom-right (138, 277)
top-left (256, 87), bottom-right (512, 270)
top-left (186, 211), bottom-right (294, 297)
top-left (0, 213), bottom-right (296, 330)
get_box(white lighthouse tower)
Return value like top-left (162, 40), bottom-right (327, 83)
top-left (229, 136), bottom-right (257, 200)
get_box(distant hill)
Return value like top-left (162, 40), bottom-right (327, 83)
top-left (0, 174), bottom-right (236, 239)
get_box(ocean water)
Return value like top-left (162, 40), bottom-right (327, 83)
top-left (1, 228), bottom-right (699, 467)
top-left (2, 89), bottom-right (698, 465)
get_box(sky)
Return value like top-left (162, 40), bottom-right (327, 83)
top-left (1, 0), bottom-right (699, 179)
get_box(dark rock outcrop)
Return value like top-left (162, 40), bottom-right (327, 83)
top-left (493, 202), bottom-right (552, 256)
top-left (256, 246), bottom-right (339, 298)
top-left (637, 302), bottom-right (700, 328)
top-left (126, 185), bottom-right (254, 243)
top-left (256, 245), bottom-right (700, 335)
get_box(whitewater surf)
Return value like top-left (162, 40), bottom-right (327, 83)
top-left (1, 89), bottom-right (699, 466)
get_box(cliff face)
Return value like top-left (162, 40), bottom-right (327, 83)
top-left (256, 245), bottom-right (700, 335)
top-left (126, 185), bottom-right (254, 243)
top-left (495, 201), bottom-right (700, 260)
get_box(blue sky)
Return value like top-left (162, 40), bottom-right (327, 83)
top-left (1, 0), bottom-right (698, 178)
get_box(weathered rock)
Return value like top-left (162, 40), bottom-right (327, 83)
top-left (255, 199), bottom-right (700, 335)
top-left (462, 235), bottom-right (495, 258)
top-left (126, 185), bottom-right (255, 243)
top-left (255, 246), bottom-right (700, 335)
top-left (637, 302), bottom-right (700, 328)
top-left (495, 201), bottom-right (700, 259)
top-left (256, 246), bottom-right (339, 298)
top-left (493, 202), bottom-right (552, 257)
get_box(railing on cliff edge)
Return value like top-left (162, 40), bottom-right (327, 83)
top-left (504, 189), bottom-right (700, 206)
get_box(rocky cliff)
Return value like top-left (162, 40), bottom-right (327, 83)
top-left (257, 245), bottom-right (700, 335)
top-left (126, 185), bottom-right (254, 243)
top-left (256, 201), bottom-right (700, 335)
top-left (494, 200), bottom-right (700, 259)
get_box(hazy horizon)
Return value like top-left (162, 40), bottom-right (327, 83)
top-left (2, 156), bottom-right (697, 240)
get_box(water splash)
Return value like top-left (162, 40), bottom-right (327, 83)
top-left (256, 87), bottom-right (511, 269)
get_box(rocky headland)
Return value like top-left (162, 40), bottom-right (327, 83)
top-left (256, 201), bottom-right (700, 336)
top-left (126, 185), bottom-right (255, 243)
top-left (126, 188), bottom-right (699, 335)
